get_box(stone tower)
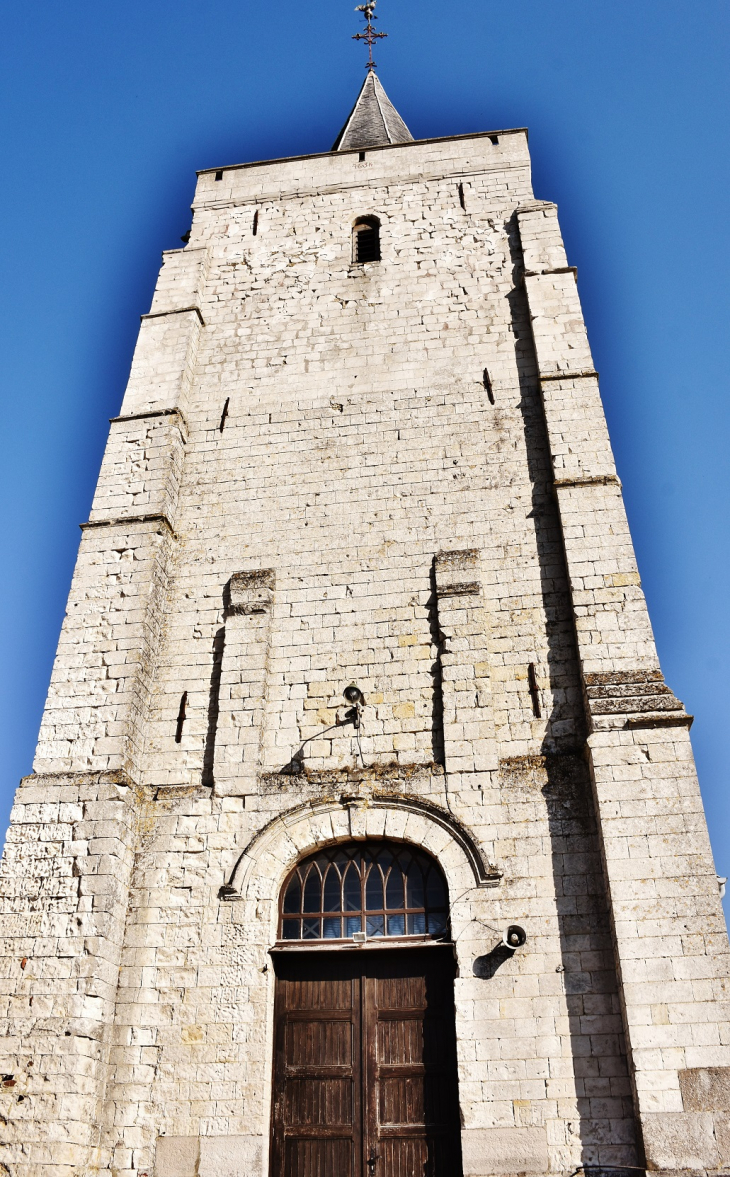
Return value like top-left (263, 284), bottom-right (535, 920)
top-left (1, 68), bottom-right (729, 1177)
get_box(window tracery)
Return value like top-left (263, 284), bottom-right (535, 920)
top-left (279, 841), bottom-right (449, 941)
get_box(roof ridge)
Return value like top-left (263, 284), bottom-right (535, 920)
top-left (331, 74), bottom-right (369, 153)
top-left (371, 74), bottom-right (394, 145)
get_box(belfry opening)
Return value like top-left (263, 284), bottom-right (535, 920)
top-left (352, 217), bottom-right (381, 264)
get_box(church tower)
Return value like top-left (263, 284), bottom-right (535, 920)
top-left (2, 16), bottom-right (729, 1177)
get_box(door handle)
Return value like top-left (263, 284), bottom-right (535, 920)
top-left (367, 1150), bottom-right (379, 1172)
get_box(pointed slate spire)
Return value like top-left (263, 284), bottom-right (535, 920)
top-left (332, 73), bottom-right (414, 152)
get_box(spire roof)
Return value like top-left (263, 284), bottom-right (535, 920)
top-left (332, 73), bottom-right (414, 152)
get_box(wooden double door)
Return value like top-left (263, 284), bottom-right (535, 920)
top-left (271, 948), bottom-right (463, 1177)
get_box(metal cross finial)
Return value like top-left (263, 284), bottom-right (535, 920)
top-left (354, 1), bottom-right (387, 72)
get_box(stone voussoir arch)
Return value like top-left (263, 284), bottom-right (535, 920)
top-left (221, 794), bottom-right (501, 917)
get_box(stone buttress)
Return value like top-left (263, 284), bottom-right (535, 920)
top-left (517, 201), bottom-right (730, 1169)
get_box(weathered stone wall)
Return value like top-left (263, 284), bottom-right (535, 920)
top-left (0, 772), bottom-right (139, 1175)
top-left (0, 127), bottom-right (728, 1177)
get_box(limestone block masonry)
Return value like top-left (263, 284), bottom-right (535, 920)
top-left (1, 107), bottom-right (729, 1177)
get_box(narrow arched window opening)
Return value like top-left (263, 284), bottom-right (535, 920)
top-left (353, 216), bottom-right (381, 263)
top-left (279, 840), bottom-right (449, 942)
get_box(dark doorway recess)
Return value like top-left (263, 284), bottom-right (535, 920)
top-left (271, 947), bottom-right (463, 1177)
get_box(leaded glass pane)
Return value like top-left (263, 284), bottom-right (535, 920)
top-left (343, 864), bottom-right (361, 911)
top-left (385, 867), bottom-right (404, 910)
top-left (406, 863), bottom-right (425, 908)
top-left (408, 912), bottom-right (427, 935)
top-left (365, 865), bottom-right (384, 910)
top-left (283, 878), bottom-right (301, 914)
top-left (303, 867), bottom-right (321, 913)
top-left (322, 865), bottom-right (341, 912)
top-left (426, 867), bottom-right (446, 909)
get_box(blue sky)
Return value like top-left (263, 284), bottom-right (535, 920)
top-left (1, 0), bottom-right (728, 910)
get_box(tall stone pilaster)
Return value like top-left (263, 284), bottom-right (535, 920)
top-left (434, 550), bottom-right (498, 774)
top-left (214, 570), bottom-right (276, 796)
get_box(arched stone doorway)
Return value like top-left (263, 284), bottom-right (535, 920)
top-left (269, 840), bottom-right (464, 1177)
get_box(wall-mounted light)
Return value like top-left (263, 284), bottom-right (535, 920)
top-left (502, 925), bottom-right (527, 951)
top-left (343, 684), bottom-right (366, 731)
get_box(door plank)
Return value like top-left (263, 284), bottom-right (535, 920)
top-left (364, 951), bottom-right (463, 1177)
top-left (272, 956), bottom-right (363, 1177)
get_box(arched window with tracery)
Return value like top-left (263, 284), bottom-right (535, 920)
top-left (352, 216), bottom-right (381, 263)
top-left (279, 841), bottom-right (449, 942)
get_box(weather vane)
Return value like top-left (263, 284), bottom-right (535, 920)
top-left (354, 2), bottom-right (387, 72)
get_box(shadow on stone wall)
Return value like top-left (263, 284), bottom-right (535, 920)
top-left (427, 561), bottom-right (446, 767)
top-left (202, 626), bottom-right (225, 787)
top-left (503, 222), bottom-right (643, 1173)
